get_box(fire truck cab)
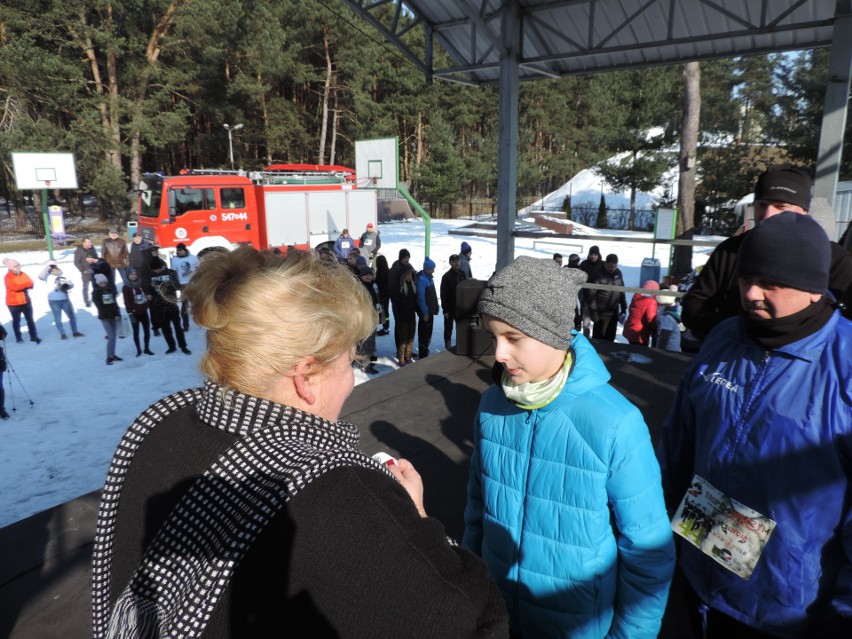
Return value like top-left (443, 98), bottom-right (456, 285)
top-left (136, 165), bottom-right (377, 257)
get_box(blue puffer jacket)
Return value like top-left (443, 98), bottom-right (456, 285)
top-left (463, 334), bottom-right (675, 639)
top-left (657, 311), bottom-right (852, 637)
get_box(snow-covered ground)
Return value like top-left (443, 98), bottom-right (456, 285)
top-left (0, 218), bottom-right (715, 527)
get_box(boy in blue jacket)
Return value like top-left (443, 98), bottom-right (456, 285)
top-left (463, 255), bottom-right (674, 639)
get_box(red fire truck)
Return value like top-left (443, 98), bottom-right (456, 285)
top-left (136, 164), bottom-right (377, 256)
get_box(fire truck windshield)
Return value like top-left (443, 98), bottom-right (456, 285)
top-left (138, 177), bottom-right (163, 218)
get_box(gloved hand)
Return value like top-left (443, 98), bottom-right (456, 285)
top-left (618, 312), bottom-right (627, 325)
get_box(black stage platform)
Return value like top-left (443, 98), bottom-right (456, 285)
top-left (0, 343), bottom-right (692, 639)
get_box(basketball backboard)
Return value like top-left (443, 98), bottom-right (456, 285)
top-left (355, 138), bottom-right (398, 189)
top-left (11, 152), bottom-right (78, 190)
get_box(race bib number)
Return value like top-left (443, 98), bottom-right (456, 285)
top-left (102, 293), bottom-right (115, 305)
top-left (672, 475), bottom-right (776, 580)
top-left (363, 238), bottom-right (373, 247)
top-left (134, 292), bottom-right (146, 304)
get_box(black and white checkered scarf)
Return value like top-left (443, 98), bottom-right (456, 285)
top-left (91, 379), bottom-right (390, 639)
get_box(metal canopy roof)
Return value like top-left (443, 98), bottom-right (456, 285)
top-left (344, 0), bottom-right (838, 86)
top-left (343, 0), bottom-right (851, 264)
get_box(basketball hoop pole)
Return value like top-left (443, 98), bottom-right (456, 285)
top-left (41, 186), bottom-right (55, 260)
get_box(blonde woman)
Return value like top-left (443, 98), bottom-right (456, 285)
top-left (92, 248), bottom-right (507, 639)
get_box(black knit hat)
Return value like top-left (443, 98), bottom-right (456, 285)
top-left (737, 211), bottom-right (829, 294)
top-left (753, 165), bottom-right (812, 211)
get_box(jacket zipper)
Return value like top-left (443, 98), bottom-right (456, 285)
top-left (514, 408), bottom-right (537, 627)
top-left (724, 350), bottom-right (771, 465)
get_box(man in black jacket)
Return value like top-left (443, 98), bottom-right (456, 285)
top-left (148, 257), bottom-right (191, 355)
top-left (579, 245), bottom-right (604, 336)
top-left (439, 254), bottom-right (466, 350)
top-left (589, 254), bottom-right (627, 342)
top-left (682, 164), bottom-right (852, 338)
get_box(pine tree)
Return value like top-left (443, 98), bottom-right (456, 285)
top-left (596, 193), bottom-right (608, 229)
top-left (563, 195), bottom-right (572, 220)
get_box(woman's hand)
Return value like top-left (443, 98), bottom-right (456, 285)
top-left (386, 458), bottom-right (427, 518)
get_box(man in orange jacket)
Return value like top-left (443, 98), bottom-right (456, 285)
top-left (3, 258), bottom-right (41, 344)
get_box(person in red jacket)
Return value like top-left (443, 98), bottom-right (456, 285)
top-left (622, 280), bottom-right (660, 346)
top-left (3, 258), bottom-right (41, 344)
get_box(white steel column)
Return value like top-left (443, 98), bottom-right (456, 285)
top-left (813, 0), bottom-right (852, 240)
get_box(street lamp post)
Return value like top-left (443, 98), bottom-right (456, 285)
top-left (223, 123), bottom-right (244, 170)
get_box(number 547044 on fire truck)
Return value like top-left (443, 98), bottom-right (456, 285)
top-left (136, 164), bottom-right (378, 257)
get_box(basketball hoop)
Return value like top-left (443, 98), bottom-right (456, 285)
top-left (44, 181), bottom-right (51, 188)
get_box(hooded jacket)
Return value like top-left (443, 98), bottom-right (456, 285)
top-left (38, 265), bottom-right (74, 302)
top-left (459, 253), bottom-right (473, 280)
top-left (622, 293), bottom-right (658, 345)
top-left (5, 270), bottom-right (34, 307)
top-left (416, 270), bottom-right (439, 317)
top-left (464, 334), bottom-right (675, 639)
top-left (657, 311), bottom-right (852, 637)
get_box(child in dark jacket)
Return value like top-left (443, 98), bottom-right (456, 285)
top-left (92, 274), bottom-right (122, 365)
top-left (122, 268), bottom-right (154, 357)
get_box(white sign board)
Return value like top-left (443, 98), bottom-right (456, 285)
top-left (11, 152), bottom-right (78, 190)
top-left (654, 207), bottom-right (677, 240)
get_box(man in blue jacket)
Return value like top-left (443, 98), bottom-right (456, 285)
top-left (416, 257), bottom-right (439, 358)
top-left (657, 212), bottom-right (852, 638)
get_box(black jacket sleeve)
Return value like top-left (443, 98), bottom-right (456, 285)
top-left (680, 235), bottom-right (742, 337)
top-left (282, 466), bottom-right (509, 638)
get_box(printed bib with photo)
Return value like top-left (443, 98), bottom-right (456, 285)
top-left (671, 475), bottom-right (776, 580)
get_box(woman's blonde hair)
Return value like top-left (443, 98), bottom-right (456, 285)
top-left (184, 247), bottom-right (376, 398)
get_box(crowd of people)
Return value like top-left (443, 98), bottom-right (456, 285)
top-left (1, 229), bottom-right (199, 374)
top-left (552, 246), bottom-right (683, 351)
top-left (0, 164), bottom-right (845, 638)
top-left (328, 223), bottom-right (476, 368)
top-left (90, 163), bottom-right (851, 638)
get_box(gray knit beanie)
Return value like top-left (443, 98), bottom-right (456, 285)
top-left (478, 255), bottom-right (587, 350)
